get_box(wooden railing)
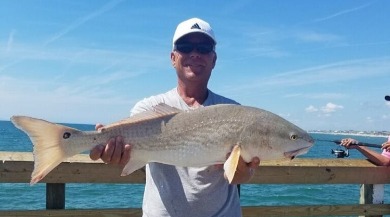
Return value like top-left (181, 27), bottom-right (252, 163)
top-left (1, 151), bottom-right (390, 217)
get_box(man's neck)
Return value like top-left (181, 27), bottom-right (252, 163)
top-left (177, 85), bottom-right (208, 108)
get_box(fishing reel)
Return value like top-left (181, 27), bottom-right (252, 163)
top-left (317, 139), bottom-right (382, 158)
top-left (331, 147), bottom-right (349, 158)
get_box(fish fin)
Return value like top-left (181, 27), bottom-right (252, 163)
top-left (223, 144), bottom-right (241, 184)
top-left (121, 158), bottom-right (147, 176)
top-left (11, 116), bottom-right (81, 185)
top-left (152, 103), bottom-right (182, 114)
top-left (103, 103), bottom-right (181, 129)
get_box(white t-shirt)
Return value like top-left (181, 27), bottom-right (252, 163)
top-left (131, 88), bottom-right (241, 217)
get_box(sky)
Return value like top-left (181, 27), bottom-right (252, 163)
top-left (0, 0), bottom-right (389, 132)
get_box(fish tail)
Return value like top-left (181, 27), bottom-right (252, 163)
top-left (11, 116), bottom-right (81, 185)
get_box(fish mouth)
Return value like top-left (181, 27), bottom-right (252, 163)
top-left (284, 146), bottom-right (312, 160)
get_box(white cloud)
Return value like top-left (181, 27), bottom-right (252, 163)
top-left (294, 31), bottom-right (341, 43)
top-left (6, 30), bottom-right (16, 52)
top-left (287, 93), bottom-right (346, 100)
top-left (305, 102), bottom-right (343, 117)
top-left (44, 0), bottom-right (125, 46)
top-left (312, 3), bottom-right (372, 23)
top-left (279, 113), bottom-right (291, 118)
top-left (382, 115), bottom-right (390, 120)
top-left (223, 57), bottom-right (390, 95)
top-left (305, 105), bottom-right (318, 112)
top-left (366, 116), bottom-right (374, 123)
top-left (321, 102), bottom-right (344, 113)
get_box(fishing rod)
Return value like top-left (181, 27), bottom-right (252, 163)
top-left (316, 139), bottom-right (382, 148)
top-left (316, 139), bottom-right (383, 158)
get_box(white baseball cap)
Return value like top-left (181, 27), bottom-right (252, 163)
top-left (172, 18), bottom-right (216, 47)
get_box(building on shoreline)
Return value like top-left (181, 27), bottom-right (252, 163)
top-left (309, 130), bottom-right (390, 137)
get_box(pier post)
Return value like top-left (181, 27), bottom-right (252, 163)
top-left (46, 183), bottom-right (65, 209)
top-left (359, 184), bottom-right (384, 217)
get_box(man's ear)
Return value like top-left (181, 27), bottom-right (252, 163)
top-left (212, 53), bottom-right (217, 68)
top-left (171, 52), bottom-right (176, 68)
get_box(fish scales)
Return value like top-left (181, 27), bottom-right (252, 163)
top-left (118, 106), bottom-right (248, 166)
top-left (109, 105), bottom-right (246, 152)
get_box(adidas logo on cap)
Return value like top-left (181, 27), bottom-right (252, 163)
top-left (191, 23), bottom-right (201, 30)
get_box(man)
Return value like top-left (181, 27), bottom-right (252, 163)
top-left (340, 95), bottom-right (390, 166)
top-left (90, 18), bottom-right (260, 217)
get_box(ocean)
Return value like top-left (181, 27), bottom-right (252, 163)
top-left (0, 120), bottom-right (389, 214)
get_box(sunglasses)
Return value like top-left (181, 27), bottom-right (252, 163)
top-left (174, 43), bottom-right (214, 54)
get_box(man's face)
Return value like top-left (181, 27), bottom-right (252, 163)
top-left (171, 33), bottom-right (217, 84)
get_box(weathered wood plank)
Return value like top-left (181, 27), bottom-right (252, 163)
top-left (1, 152), bottom-right (390, 184)
top-left (1, 204), bottom-right (390, 217)
top-left (242, 204), bottom-right (390, 217)
top-left (251, 158), bottom-right (390, 184)
top-left (0, 152), bottom-right (145, 183)
top-left (0, 208), bottom-right (142, 217)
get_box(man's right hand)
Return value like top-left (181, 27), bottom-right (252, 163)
top-left (89, 123), bottom-right (132, 166)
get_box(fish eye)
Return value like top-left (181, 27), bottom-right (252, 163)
top-left (63, 132), bottom-right (71, 139)
top-left (290, 134), bottom-right (298, 140)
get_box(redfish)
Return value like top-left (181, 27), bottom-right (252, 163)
top-left (11, 104), bottom-right (313, 185)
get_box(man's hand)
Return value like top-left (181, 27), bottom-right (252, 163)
top-left (89, 123), bottom-right (132, 167)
